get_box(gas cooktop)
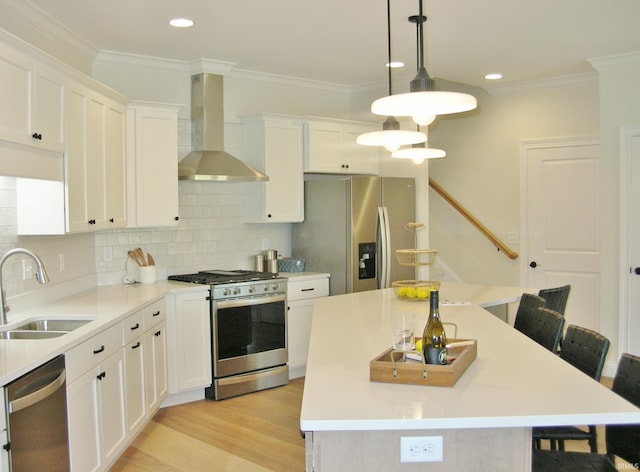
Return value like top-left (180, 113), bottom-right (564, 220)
top-left (168, 269), bottom-right (280, 285)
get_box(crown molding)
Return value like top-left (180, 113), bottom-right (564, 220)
top-left (0, 0), bottom-right (97, 72)
top-left (484, 71), bottom-right (598, 97)
top-left (588, 51), bottom-right (640, 71)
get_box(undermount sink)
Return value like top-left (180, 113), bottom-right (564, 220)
top-left (0, 317), bottom-right (95, 340)
top-left (14, 319), bottom-right (92, 332)
top-left (0, 330), bottom-right (68, 340)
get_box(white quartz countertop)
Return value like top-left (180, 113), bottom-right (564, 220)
top-left (300, 282), bottom-right (640, 432)
top-left (0, 280), bottom-right (200, 386)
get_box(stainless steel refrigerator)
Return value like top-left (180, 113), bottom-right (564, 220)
top-left (292, 175), bottom-right (416, 295)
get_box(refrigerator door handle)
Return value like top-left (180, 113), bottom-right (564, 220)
top-left (382, 206), bottom-right (392, 288)
top-left (377, 206), bottom-right (392, 289)
top-left (376, 207), bottom-right (386, 289)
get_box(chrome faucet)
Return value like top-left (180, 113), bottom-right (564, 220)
top-left (0, 248), bottom-right (50, 325)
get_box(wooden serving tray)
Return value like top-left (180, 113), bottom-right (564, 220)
top-left (369, 339), bottom-right (477, 387)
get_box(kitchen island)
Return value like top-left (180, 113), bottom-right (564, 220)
top-left (300, 282), bottom-right (640, 471)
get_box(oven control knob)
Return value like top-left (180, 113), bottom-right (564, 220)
top-left (271, 283), bottom-right (278, 291)
top-left (223, 288), bottom-right (231, 296)
top-left (233, 287), bottom-right (241, 295)
top-left (248, 286), bottom-right (255, 293)
top-left (263, 284), bottom-right (269, 292)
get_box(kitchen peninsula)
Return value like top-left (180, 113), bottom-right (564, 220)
top-left (300, 283), bottom-right (640, 471)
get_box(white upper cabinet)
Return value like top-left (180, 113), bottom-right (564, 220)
top-left (65, 84), bottom-right (127, 233)
top-left (126, 101), bottom-right (180, 228)
top-left (13, 44), bottom-right (128, 235)
top-left (304, 117), bottom-right (380, 175)
top-left (242, 113), bottom-right (304, 223)
top-left (0, 41), bottom-right (64, 152)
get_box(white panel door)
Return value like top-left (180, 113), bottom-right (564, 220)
top-left (523, 139), bottom-right (600, 330)
top-left (620, 126), bottom-right (640, 357)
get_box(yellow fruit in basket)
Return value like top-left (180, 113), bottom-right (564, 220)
top-left (415, 339), bottom-right (423, 352)
top-left (397, 287), bottom-right (408, 297)
top-left (416, 287), bottom-right (428, 299)
top-left (406, 287), bottom-right (416, 299)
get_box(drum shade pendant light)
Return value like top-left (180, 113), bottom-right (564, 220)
top-left (370, 0), bottom-right (477, 124)
top-left (357, 0), bottom-right (426, 152)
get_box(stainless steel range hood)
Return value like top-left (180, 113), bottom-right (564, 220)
top-left (178, 73), bottom-right (268, 182)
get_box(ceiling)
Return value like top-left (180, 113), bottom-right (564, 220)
top-left (20, 0), bottom-right (640, 88)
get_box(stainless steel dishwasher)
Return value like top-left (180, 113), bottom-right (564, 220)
top-left (5, 355), bottom-right (70, 471)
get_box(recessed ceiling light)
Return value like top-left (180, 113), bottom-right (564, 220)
top-left (169, 18), bottom-right (194, 28)
top-left (386, 61), bottom-right (405, 68)
top-left (485, 73), bottom-right (503, 80)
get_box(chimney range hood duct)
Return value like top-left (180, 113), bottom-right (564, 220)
top-left (178, 73), bottom-right (268, 182)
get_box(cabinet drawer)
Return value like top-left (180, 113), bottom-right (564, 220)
top-left (143, 299), bottom-right (166, 331)
top-left (287, 277), bottom-right (329, 301)
top-left (66, 322), bottom-right (123, 383)
top-left (123, 310), bottom-right (144, 344)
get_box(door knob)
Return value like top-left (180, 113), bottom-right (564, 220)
top-left (634, 267), bottom-right (640, 275)
top-left (529, 261), bottom-right (538, 268)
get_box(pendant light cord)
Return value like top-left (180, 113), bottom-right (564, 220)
top-left (386, 0), bottom-right (392, 96)
top-left (418, 0), bottom-right (425, 70)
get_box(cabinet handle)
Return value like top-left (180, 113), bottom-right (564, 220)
top-left (174, 216), bottom-right (180, 221)
top-left (109, 218), bottom-right (114, 223)
top-left (267, 214), bottom-right (272, 218)
top-left (154, 330), bottom-right (162, 337)
top-left (301, 288), bottom-right (315, 292)
top-left (152, 310), bottom-right (160, 317)
top-left (88, 219), bottom-right (96, 225)
top-left (31, 132), bottom-right (42, 140)
top-left (2, 443), bottom-right (9, 451)
top-left (96, 372), bottom-right (106, 381)
top-left (132, 341), bottom-right (141, 349)
top-left (130, 323), bottom-right (140, 331)
top-left (93, 345), bottom-right (105, 354)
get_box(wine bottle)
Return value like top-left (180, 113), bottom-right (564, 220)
top-left (422, 289), bottom-right (448, 365)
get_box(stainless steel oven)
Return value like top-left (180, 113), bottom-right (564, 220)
top-left (169, 270), bottom-right (289, 400)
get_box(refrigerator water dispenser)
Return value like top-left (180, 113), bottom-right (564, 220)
top-left (359, 242), bottom-right (376, 279)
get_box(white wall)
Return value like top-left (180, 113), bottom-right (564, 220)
top-left (427, 77), bottom-right (600, 286)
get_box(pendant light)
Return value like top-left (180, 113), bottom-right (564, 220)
top-left (391, 15), bottom-right (445, 165)
top-left (357, 0), bottom-right (426, 152)
top-left (370, 0), bottom-right (477, 124)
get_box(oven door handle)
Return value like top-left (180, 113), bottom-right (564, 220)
top-left (215, 293), bottom-right (287, 309)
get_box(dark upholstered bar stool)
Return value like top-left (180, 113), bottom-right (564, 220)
top-left (532, 353), bottom-right (640, 471)
top-left (515, 305), bottom-right (565, 353)
top-left (513, 293), bottom-right (546, 333)
top-left (533, 325), bottom-right (610, 452)
top-left (538, 285), bottom-right (571, 315)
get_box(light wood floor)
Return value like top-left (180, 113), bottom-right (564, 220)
top-left (109, 377), bottom-right (616, 471)
top-left (110, 378), bottom-right (306, 472)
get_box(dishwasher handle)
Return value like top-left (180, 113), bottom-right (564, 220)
top-left (8, 369), bottom-right (65, 413)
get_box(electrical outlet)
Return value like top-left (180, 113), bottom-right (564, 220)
top-left (22, 260), bottom-right (33, 280)
top-left (400, 436), bottom-right (443, 463)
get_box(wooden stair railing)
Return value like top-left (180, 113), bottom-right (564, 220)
top-left (429, 178), bottom-right (519, 260)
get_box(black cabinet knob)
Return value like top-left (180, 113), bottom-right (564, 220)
top-left (529, 261), bottom-right (538, 268)
top-left (31, 132), bottom-right (42, 140)
top-left (174, 216), bottom-right (179, 221)
top-left (634, 267), bottom-right (640, 275)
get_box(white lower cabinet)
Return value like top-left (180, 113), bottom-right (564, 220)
top-left (123, 311), bottom-right (146, 436)
top-left (67, 298), bottom-right (167, 471)
top-left (286, 274), bottom-right (330, 379)
top-left (66, 322), bottom-right (126, 472)
top-left (144, 320), bottom-right (168, 413)
top-left (166, 289), bottom-right (212, 398)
